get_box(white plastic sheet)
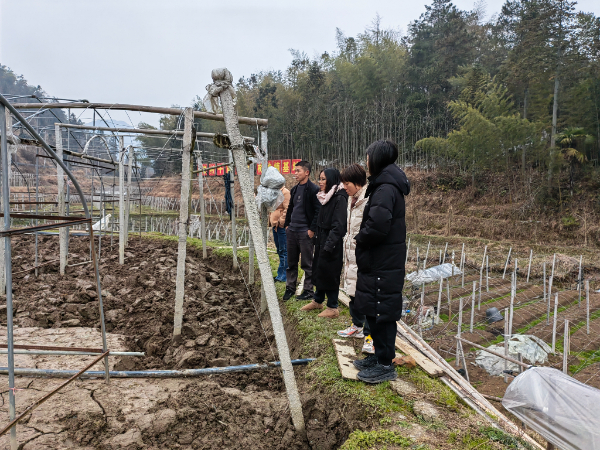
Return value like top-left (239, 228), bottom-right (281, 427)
top-left (92, 213), bottom-right (112, 231)
top-left (476, 335), bottom-right (551, 376)
top-left (406, 263), bottom-right (462, 286)
top-left (503, 367), bottom-right (600, 450)
top-left (256, 166), bottom-right (285, 211)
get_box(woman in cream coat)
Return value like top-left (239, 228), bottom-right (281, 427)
top-left (337, 164), bottom-right (373, 354)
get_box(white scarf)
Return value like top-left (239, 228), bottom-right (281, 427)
top-left (317, 183), bottom-right (344, 205)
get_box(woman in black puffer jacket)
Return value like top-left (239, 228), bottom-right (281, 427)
top-left (301, 168), bottom-right (348, 318)
top-left (352, 140), bottom-right (410, 384)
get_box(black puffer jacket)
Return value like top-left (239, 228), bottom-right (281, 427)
top-left (312, 188), bottom-right (348, 291)
top-left (354, 164), bottom-right (410, 322)
top-left (283, 180), bottom-right (321, 232)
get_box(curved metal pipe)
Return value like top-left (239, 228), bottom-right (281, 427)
top-left (0, 94), bottom-right (90, 219)
top-left (0, 358), bottom-right (315, 378)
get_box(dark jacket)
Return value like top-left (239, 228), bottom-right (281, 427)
top-left (284, 179), bottom-right (321, 232)
top-left (313, 188), bottom-right (348, 291)
top-left (354, 164), bottom-right (410, 323)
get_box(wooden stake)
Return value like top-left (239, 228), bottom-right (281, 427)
top-left (551, 253), bottom-right (556, 279)
top-left (547, 276), bottom-right (553, 326)
top-left (578, 255), bottom-right (582, 307)
top-left (504, 308), bottom-right (509, 383)
top-left (562, 319), bottom-right (569, 374)
top-left (509, 272), bottom-right (515, 337)
top-left (552, 293), bottom-right (558, 354)
top-left (442, 242), bottom-right (448, 264)
top-left (447, 279), bottom-right (452, 319)
top-left (461, 251), bottom-right (466, 288)
top-left (526, 249), bottom-right (533, 283)
top-left (503, 247), bottom-right (512, 279)
top-left (423, 241), bottom-right (430, 270)
top-left (586, 280), bottom-right (590, 335)
top-left (470, 281), bottom-right (476, 333)
top-left (486, 255), bottom-right (489, 292)
top-left (436, 275), bottom-right (443, 323)
top-left (439, 249), bottom-right (442, 265)
top-left (419, 284), bottom-right (425, 337)
top-left (478, 265), bottom-right (483, 310)
top-left (173, 108), bottom-right (194, 337)
top-left (456, 296), bottom-right (463, 367)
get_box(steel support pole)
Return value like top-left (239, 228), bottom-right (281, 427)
top-left (0, 102), bottom-right (17, 449)
top-left (173, 108), bottom-right (193, 337)
top-left (118, 137), bottom-right (125, 265)
top-left (212, 69), bottom-right (305, 434)
top-left (196, 153), bottom-right (207, 259)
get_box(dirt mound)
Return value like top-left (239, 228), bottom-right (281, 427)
top-left (9, 235), bottom-right (274, 372)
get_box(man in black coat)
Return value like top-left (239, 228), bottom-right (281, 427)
top-left (352, 140), bottom-right (410, 384)
top-left (282, 160), bottom-right (321, 301)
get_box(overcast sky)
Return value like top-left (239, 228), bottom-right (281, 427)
top-left (2, 0), bottom-right (600, 127)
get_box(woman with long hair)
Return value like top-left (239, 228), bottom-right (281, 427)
top-left (300, 168), bottom-right (348, 318)
top-left (352, 140), bottom-right (410, 384)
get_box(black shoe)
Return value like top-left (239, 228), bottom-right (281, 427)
top-left (282, 288), bottom-right (295, 301)
top-left (296, 290), bottom-right (314, 300)
top-left (357, 363), bottom-right (397, 384)
top-left (352, 354), bottom-right (378, 370)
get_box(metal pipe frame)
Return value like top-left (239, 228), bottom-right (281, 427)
top-left (0, 350), bottom-right (144, 357)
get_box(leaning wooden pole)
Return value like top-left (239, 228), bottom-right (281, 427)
top-left (210, 68), bottom-right (305, 434)
top-left (173, 108), bottom-right (194, 337)
top-left (56, 124), bottom-right (67, 275)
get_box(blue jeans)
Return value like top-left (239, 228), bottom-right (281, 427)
top-left (273, 226), bottom-right (287, 281)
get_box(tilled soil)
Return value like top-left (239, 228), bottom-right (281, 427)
top-left (0, 234), bottom-right (370, 449)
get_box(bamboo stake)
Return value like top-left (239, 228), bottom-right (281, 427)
top-left (563, 320), bottom-right (569, 374)
top-left (551, 253), bottom-right (556, 279)
top-left (419, 284), bottom-right (425, 337)
top-left (447, 279), bottom-right (452, 319)
top-left (478, 265), bottom-right (483, 310)
top-left (486, 255), bottom-right (489, 292)
top-left (442, 242), bottom-right (448, 264)
top-left (456, 296), bottom-right (463, 368)
top-left (504, 308), bottom-right (509, 383)
top-left (543, 262), bottom-right (547, 321)
top-left (423, 241), bottom-right (430, 270)
top-left (578, 255), bottom-right (582, 307)
top-left (547, 276), bottom-right (553, 326)
top-left (173, 108), bottom-right (194, 337)
top-left (213, 69), bottom-right (304, 434)
top-left (552, 293), bottom-right (558, 354)
top-left (509, 273), bottom-right (515, 337)
top-left (436, 275), bottom-right (443, 323)
top-left (586, 280), bottom-right (590, 335)
top-left (503, 247), bottom-right (512, 279)
top-left (526, 249), bottom-right (533, 283)
top-left (470, 281), bottom-right (476, 333)
top-left (461, 251), bottom-right (466, 288)
top-left (458, 340), bottom-right (469, 382)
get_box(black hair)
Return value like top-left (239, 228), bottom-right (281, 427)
top-left (319, 168), bottom-right (341, 193)
top-left (340, 164), bottom-right (367, 187)
top-left (366, 139), bottom-right (398, 177)
top-left (295, 160), bottom-right (312, 175)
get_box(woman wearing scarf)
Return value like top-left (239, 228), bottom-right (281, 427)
top-left (300, 168), bottom-right (348, 318)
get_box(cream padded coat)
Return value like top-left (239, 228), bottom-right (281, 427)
top-left (342, 184), bottom-right (368, 297)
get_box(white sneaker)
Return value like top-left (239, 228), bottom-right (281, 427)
top-left (362, 335), bottom-right (375, 354)
top-left (337, 324), bottom-right (364, 338)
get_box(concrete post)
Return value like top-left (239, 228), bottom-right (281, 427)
top-left (125, 145), bottom-right (133, 246)
top-left (56, 124), bottom-right (67, 275)
top-left (211, 68), bottom-right (305, 434)
top-left (173, 108), bottom-right (194, 337)
top-left (118, 137), bottom-right (125, 265)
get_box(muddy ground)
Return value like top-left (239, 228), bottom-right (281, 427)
top-left (0, 235), bottom-right (373, 449)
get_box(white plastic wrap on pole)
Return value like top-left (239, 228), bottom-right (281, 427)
top-left (56, 124), bottom-right (67, 275)
top-left (173, 108), bottom-right (193, 337)
top-left (503, 247), bottom-right (512, 279)
top-left (211, 69), bottom-right (305, 434)
top-left (526, 249), bottom-right (533, 283)
top-left (125, 145), bottom-right (133, 246)
top-left (118, 137), bottom-right (125, 265)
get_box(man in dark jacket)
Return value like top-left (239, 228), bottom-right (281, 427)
top-left (352, 140), bottom-right (410, 384)
top-left (282, 160), bottom-right (321, 300)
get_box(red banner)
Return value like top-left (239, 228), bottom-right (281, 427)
top-left (217, 165), bottom-right (225, 176)
top-left (292, 159), bottom-right (301, 171)
top-left (281, 159), bottom-right (292, 174)
top-left (256, 163), bottom-right (263, 175)
top-left (270, 160), bottom-right (282, 173)
top-left (208, 163), bottom-right (216, 177)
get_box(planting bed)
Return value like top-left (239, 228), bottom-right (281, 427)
top-left (0, 235), bottom-right (368, 449)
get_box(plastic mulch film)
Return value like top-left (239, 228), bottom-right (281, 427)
top-left (502, 367), bottom-right (600, 450)
top-left (406, 263), bottom-right (462, 286)
top-left (255, 166), bottom-right (285, 211)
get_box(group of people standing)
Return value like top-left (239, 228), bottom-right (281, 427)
top-left (268, 140), bottom-right (410, 384)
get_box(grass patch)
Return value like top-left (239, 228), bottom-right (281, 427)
top-left (340, 430), bottom-right (413, 450)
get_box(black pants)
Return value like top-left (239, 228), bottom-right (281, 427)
top-left (366, 317), bottom-right (396, 366)
top-left (349, 296), bottom-right (371, 335)
top-left (314, 289), bottom-right (338, 308)
top-left (286, 229), bottom-right (314, 292)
